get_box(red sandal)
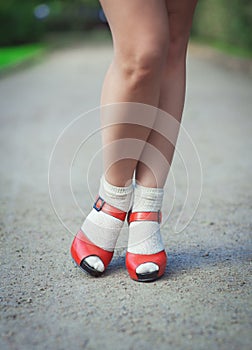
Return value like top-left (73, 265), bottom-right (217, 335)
top-left (70, 196), bottom-right (127, 277)
top-left (126, 210), bottom-right (167, 282)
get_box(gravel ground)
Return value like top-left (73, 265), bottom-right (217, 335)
top-left (0, 42), bottom-right (251, 350)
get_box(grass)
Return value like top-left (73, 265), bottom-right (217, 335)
top-left (0, 43), bottom-right (45, 71)
top-left (0, 29), bottom-right (110, 72)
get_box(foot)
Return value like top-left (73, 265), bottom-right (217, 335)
top-left (71, 176), bottom-right (133, 276)
top-left (126, 184), bottom-right (167, 282)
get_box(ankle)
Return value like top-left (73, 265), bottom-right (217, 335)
top-left (100, 175), bottom-right (133, 212)
top-left (132, 183), bottom-right (164, 212)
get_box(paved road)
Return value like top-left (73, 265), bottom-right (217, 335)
top-left (0, 42), bottom-right (252, 350)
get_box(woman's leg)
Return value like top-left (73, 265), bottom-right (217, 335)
top-left (127, 0), bottom-right (198, 279)
top-left (99, 0), bottom-right (169, 187)
top-left (135, 0), bottom-right (198, 188)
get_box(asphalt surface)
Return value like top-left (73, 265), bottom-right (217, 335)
top-left (0, 42), bottom-right (252, 350)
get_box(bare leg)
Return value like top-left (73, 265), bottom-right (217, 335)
top-left (99, 0), bottom-right (169, 187)
top-left (135, 0), bottom-right (198, 188)
top-left (127, 0), bottom-right (198, 279)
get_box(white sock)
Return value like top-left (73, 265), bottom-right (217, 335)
top-left (128, 184), bottom-right (164, 274)
top-left (81, 176), bottom-right (133, 272)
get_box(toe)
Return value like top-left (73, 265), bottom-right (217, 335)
top-left (136, 262), bottom-right (159, 275)
top-left (85, 256), bottom-right (105, 272)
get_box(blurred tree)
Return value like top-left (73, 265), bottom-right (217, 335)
top-left (0, 1), bottom-right (45, 45)
top-left (192, 0), bottom-right (252, 51)
top-left (0, 0), bottom-right (101, 46)
top-left (45, 0), bottom-right (101, 32)
top-left (1, 0), bottom-right (251, 53)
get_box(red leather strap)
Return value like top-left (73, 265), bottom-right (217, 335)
top-left (128, 210), bottom-right (162, 224)
top-left (93, 196), bottom-right (127, 221)
top-left (71, 230), bottom-right (113, 267)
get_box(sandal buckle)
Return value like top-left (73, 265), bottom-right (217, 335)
top-left (93, 196), bottom-right (105, 211)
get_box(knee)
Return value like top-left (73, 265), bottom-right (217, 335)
top-left (117, 44), bottom-right (168, 88)
top-left (166, 29), bottom-right (191, 68)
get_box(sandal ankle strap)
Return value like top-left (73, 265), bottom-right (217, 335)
top-left (93, 196), bottom-right (127, 221)
top-left (127, 210), bottom-right (162, 224)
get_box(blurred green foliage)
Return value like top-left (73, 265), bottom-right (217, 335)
top-left (0, 0), bottom-right (101, 46)
top-left (44, 0), bottom-right (101, 32)
top-left (0, 1), bottom-right (44, 45)
top-left (192, 0), bottom-right (252, 52)
top-left (1, 0), bottom-right (251, 54)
